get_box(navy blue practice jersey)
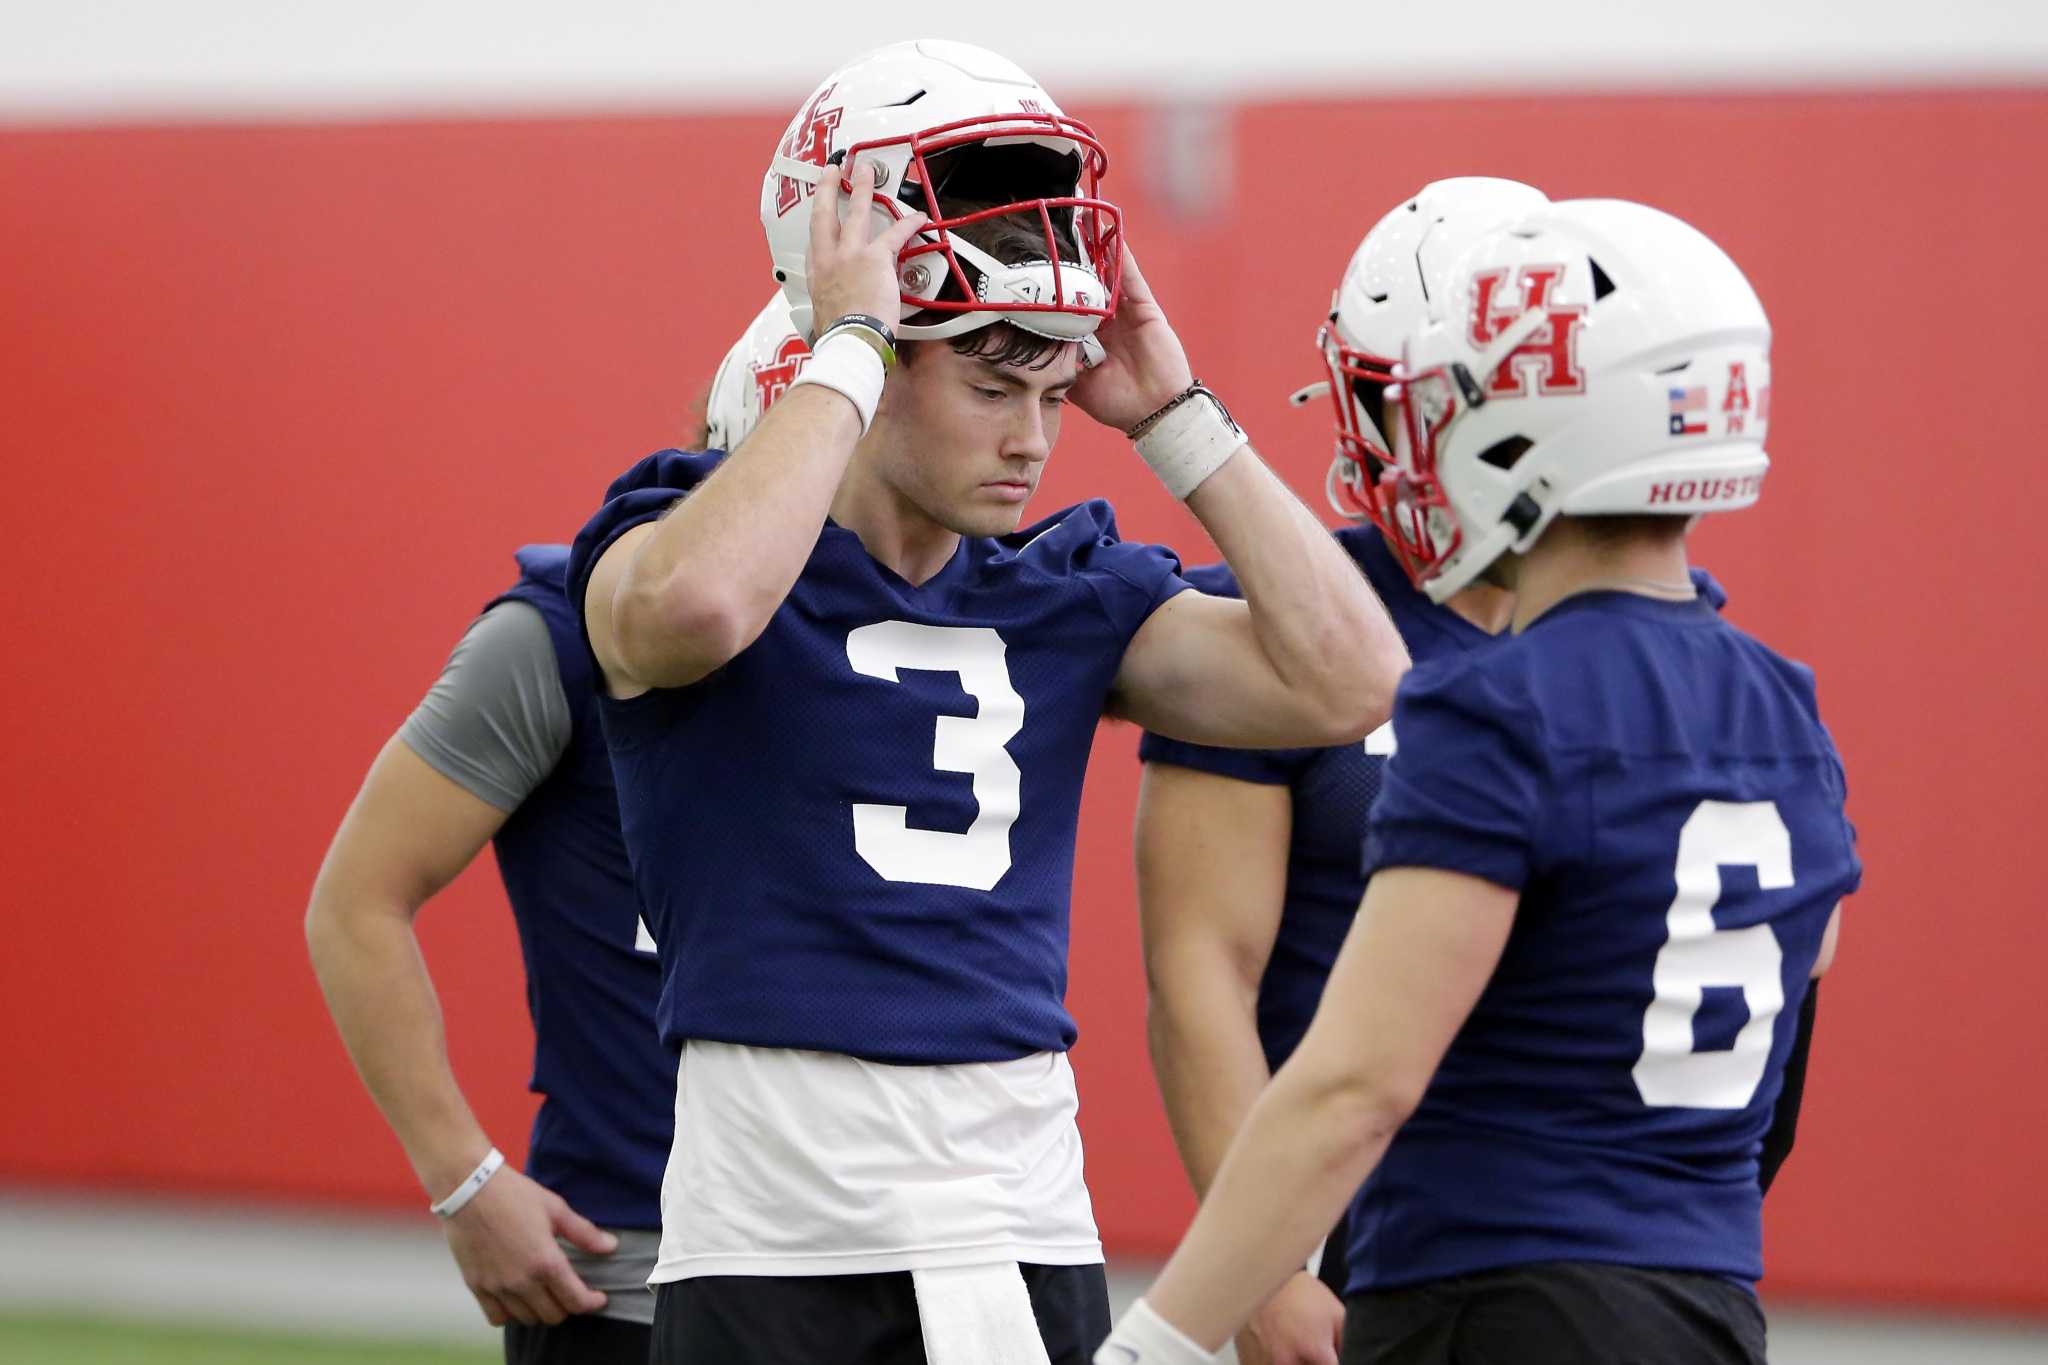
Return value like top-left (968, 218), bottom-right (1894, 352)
top-left (1347, 589), bottom-right (1861, 1292)
top-left (1137, 526), bottom-right (1493, 1071)
top-left (488, 547), bottom-right (672, 1229)
top-left (567, 451), bottom-right (1189, 1066)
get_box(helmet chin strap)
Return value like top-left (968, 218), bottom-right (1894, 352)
top-left (901, 300), bottom-right (1105, 365)
top-left (770, 154), bottom-right (830, 186)
top-left (900, 236), bottom-right (1108, 363)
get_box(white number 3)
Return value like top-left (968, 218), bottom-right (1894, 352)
top-left (845, 621), bottom-right (1025, 892)
top-left (1633, 800), bottom-right (1791, 1110)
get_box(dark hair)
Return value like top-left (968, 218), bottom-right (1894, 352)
top-left (904, 319), bottom-right (1072, 372)
top-left (897, 198), bottom-right (1083, 373)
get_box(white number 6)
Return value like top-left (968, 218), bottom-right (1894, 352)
top-left (1633, 800), bottom-right (1790, 1110)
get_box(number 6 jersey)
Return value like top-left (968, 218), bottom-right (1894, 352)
top-left (567, 450), bottom-right (1190, 1066)
top-left (1350, 588), bottom-right (1862, 1292)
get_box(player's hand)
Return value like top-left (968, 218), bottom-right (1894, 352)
top-left (806, 158), bottom-right (929, 333)
top-left (442, 1165), bottom-right (618, 1327)
top-left (1235, 1272), bottom-right (1344, 1365)
top-left (1071, 241), bottom-right (1195, 435)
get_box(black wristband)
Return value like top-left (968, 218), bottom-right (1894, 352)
top-left (815, 314), bottom-right (897, 372)
top-left (817, 313), bottom-right (897, 350)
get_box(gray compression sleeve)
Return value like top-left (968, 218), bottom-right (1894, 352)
top-left (397, 601), bottom-right (572, 812)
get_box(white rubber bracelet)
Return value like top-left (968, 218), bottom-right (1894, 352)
top-left (1093, 1297), bottom-right (1217, 1365)
top-left (430, 1146), bottom-right (504, 1219)
top-left (789, 329), bottom-right (887, 435)
top-left (1133, 391), bottom-right (1248, 500)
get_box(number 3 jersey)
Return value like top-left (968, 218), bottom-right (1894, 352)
top-left (1349, 589), bottom-right (1861, 1292)
top-left (567, 450), bottom-right (1191, 1066)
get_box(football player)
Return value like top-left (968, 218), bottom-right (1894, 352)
top-left (305, 304), bottom-right (799, 1365)
top-left (567, 38), bottom-right (1408, 1365)
top-left (1135, 177), bottom-right (1541, 1365)
top-left (1098, 199), bottom-right (1860, 1365)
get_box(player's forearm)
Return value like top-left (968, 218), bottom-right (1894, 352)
top-left (1145, 1051), bottom-right (1405, 1352)
top-left (1185, 450), bottom-right (1407, 738)
top-left (306, 899), bottom-right (494, 1198)
top-left (613, 385), bottom-right (862, 675)
top-left (1146, 961), bottom-right (1275, 1200)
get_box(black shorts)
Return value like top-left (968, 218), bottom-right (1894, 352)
top-left (1339, 1260), bottom-right (1766, 1365)
top-left (651, 1263), bottom-right (1110, 1365)
top-left (504, 1314), bottom-right (652, 1365)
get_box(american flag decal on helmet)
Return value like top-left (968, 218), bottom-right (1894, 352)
top-left (1668, 386), bottom-right (1709, 436)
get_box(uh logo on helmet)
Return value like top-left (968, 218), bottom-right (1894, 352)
top-left (703, 291), bottom-right (810, 453)
top-left (758, 39), bottom-right (1121, 350)
top-left (1378, 198), bottom-right (1774, 603)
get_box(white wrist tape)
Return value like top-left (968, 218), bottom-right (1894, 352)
top-left (1134, 391), bottom-right (1248, 500)
top-left (1092, 1297), bottom-right (1217, 1365)
top-left (430, 1146), bottom-right (504, 1219)
top-left (790, 329), bottom-right (887, 435)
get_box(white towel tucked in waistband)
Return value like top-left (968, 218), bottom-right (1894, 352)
top-left (912, 1262), bottom-right (1052, 1365)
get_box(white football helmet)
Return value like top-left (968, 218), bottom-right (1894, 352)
top-left (1380, 198), bottom-right (1772, 601)
top-left (704, 292), bottom-right (809, 452)
top-left (760, 39), bottom-right (1119, 346)
top-left (1309, 177), bottom-right (1549, 523)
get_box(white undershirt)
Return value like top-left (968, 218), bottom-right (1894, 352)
top-left (652, 1041), bottom-right (1102, 1282)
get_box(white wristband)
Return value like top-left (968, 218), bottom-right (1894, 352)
top-left (430, 1146), bottom-right (504, 1219)
top-left (1093, 1297), bottom-right (1217, 1365)
top-left (790, 329), bottom-right (887, 435)
top-left (1133, 389), bottom-right (1249, 500)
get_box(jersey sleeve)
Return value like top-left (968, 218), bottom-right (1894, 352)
top-left (1362, 655), bottom-right (1549, 892)
top-left (1136, 732), bottom-right (1319, 786)
top-left (1785, 659), bottom-right (1865, 904)
top-left (397, 601), bottom-right (572, 812)
top-left (1044, 499), bottom-right (1192, 643)
top-left (1819, 719), bottom-right (1864, 900)
top-left (565, 449), bottom-right (724, 635)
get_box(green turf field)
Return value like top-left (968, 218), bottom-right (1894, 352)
top-left (0, 1314), bottom-right (496, 1364)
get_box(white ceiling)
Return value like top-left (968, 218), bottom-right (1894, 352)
top-left (3, 1), bottom-right (2043, 124)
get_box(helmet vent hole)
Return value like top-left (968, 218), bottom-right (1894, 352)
top-left (880, 89), bottom-right (927, 108)
top-left (1655, 360), bottom-right (1691, 375)
top-left (1479, 436), bottom-right (1533, 471)
top-left (1589, 258), bottom-right (1617, 301)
